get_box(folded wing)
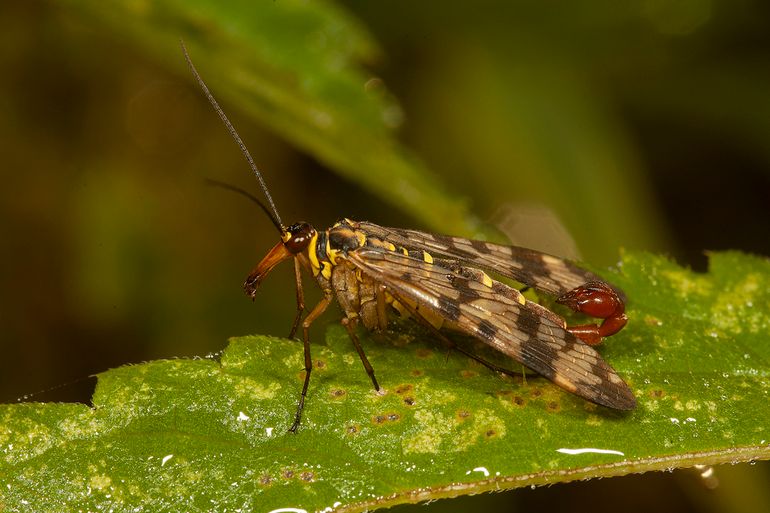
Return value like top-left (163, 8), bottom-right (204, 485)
top-left (346, 247), bottom-right (635, 410)
top-left (358, 222), bottom-right (610, 297)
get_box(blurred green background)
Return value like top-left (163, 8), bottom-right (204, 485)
top-left (1, 1), bottom-right (769, 512)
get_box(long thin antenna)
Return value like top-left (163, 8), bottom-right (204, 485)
top-left (204, 178), bottom-right (283, 233)
top-left (181, 40), bottom-right (284, 231)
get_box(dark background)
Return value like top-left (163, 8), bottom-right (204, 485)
top-left (1, 1), bottom-right (769, 512)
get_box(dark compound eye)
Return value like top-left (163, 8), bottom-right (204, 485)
top-left (285, 222), bottom-right (316, 254)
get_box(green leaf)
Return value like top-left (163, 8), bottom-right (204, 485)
top-left (2, 251), bottom-right (770, 512)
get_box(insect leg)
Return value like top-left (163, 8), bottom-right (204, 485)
top-left (443, 333), bottom-right (523, 379)
top-left (341, 316), bottom-right (381, 391)
top-left (289, 290), bottom-right (333, 433)
top-left (288, 258), bottom-right (305, 339)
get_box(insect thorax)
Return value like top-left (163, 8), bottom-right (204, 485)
top-left (301, 219), bottom-right (442, 331)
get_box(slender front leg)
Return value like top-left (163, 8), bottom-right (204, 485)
top-left (289, 290), bottom-right (333, 433)
top-left (341, 316), bottom-right (380, 391)
top-left (288, 257), bottom-right (305, 339)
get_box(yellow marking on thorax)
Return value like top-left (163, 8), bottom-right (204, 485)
top-left (307, 233), bottom-right (321, 275)
top-left (309, 231), bottom-right (331, 279)
top-left (327, 227), bottom-right (366, 265)
top-left (422, 251), bottom-right (434, 264)
top-left (306, 232), bottom-right (335, 281)
top-left (320, 261), bottom-right (332, 280)
top-left (326, 236), bottom-right (337, 265)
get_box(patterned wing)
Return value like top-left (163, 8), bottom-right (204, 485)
top-left (346, 247), bottom-right (636, 410)
top-left (357, 222), bottom-right (608, 297)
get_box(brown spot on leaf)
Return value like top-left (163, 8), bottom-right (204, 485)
top-left (460, 370), bottom-right (477, 378)
top-left (391, 335), bottom-right (412, 348)
top-left (330, 388), bottom-right (346, 399)
top-left (394, 384), bottom-right (413, 395)
top-left (485, 429), bottom-right (497, 438)
top-left (415, 348), bottom-right (433, 359)
top-left (282, 470), bottom-right (294, 479)
top-left (457, 409), bottom-right (471, 421)
top-left (513, 396), bottom-right (526, 406)
top-left (650, 389), bottom-right (666, 398)
top-left (403, 397), bottom-right (415, 406)
top-left (372, 411), bottom-right (401, 425)
top-left (346, 424), bottom-right (360, 435)
top-left (410, 369), bottom-right (424, 377)
top-left (530, 388), bottom-right (543, 398)
top-left (301, 471), bottom-right (314, 482)
top-left (645, 315), bottom-right (663, 326)
top-left (547, 401), bottom-right (561, 412)
top-left (259, 474), bottom-right (272, 486)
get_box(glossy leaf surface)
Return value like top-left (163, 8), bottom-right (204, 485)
top-left (2, 252), bottom-right (769, 512)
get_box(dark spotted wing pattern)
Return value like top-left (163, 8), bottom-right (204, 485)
top-left (346, 247), bottom-right (636, 410)
top-left (357, 222), bottom-right (605, 297)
